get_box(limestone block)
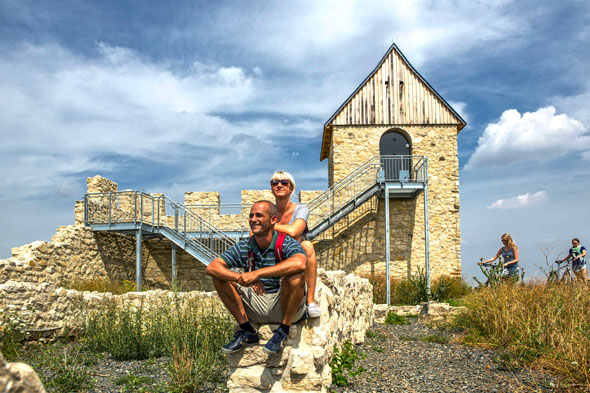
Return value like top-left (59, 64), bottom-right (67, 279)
top-left (227, 365), bottom-right (275, 390)
top-left (373, 303), bottom-right (389, 324)
top-left (311, 345), bottom-right (330, 366)
top-left (0, 351), bottom-right (46, 393)
top-left (290, 350), bottom-right (313, 375)
top-left (389, 305), bottom-right (420, 317)
top-left (241, 190), bottom-right (274, 205)
top-left (228, 346), bottom-right (291, 368)
top-left (86, 175), bottom-right (117, 194)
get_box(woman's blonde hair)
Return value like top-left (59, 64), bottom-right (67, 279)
top-left (270, 171), bottom-right (296, 192)
top-left (501, 233), bottom-right (516, 249)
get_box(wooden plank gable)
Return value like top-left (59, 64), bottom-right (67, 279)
top-left (320, 43), bottom-right (466, 161)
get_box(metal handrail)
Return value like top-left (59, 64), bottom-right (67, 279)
top-left (305, 155), bottom-right (427, 231)
top-left (84, 191), bottom-right (236, 260)
top-left (178, 155), bottom-right (427, 238)
top-left (157, 195), bottom-right (236, 258)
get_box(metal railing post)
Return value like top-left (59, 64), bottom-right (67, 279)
top-left (424, 159), bottom-right (431, 301)
top-left (140, 193), bottom-right (144, 225)
top-left (172, 243), bottom-right (177, 282)
top-left (136, 227), bottom-right (142, 292)
top-left (134, 192), bottom-right (137, 223)
top-left (385, 184), bottom-right (391, 306)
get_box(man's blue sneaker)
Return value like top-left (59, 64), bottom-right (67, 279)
top-left (222, 329), bottom-right (260, 354)
top-left (263, 328), bottom-right (288, 354)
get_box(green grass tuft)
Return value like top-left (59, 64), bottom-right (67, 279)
top-left (384, 311), bottom-right (409, 326)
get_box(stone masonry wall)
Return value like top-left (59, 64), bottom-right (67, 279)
top-left (226, 270), bottom-right (373, 393)
top-left (324, 125), bottom-right (461, 279)
top-left (0, 225), bottom-right (213, 292)
top-left (0, 271), bottom-right (373, 393)
top-left (0, 281), bottom-right (223, 333)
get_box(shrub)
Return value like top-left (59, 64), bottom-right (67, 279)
top-left (365, 270), bottom-right (470, 305)
top-left (384, 311), bottom-right (409, 326)
top-left (330, 341), bottom-right (365, 387)
top-left (82, 295), bottom-right (234, 390)
top-left (0, 305), bottom-right (33, 357)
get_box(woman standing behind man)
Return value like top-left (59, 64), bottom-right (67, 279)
top-left (479, 233), bottom-right (520, 278)
top-left (270, 171), bottom-right (321, 318)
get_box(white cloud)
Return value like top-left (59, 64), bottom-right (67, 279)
top-left (192, 1), bottom-right (532, 118)
top-left (214, 0), bottom-right (526, 69)
top-left (465, 106), bottom-right (590, 170)
top-left (487, 190), bottom-right (548, 210)
top-left (551, 91), bottom-right (590, 127)
top-left (0, 43), bottom-right (320, 200)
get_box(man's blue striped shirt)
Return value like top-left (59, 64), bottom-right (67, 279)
top-left (220, 231), bottom-right (305, 293)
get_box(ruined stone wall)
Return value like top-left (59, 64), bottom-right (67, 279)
top-left (0, 270), bottom-right (373, 393)
top-left (0, 225), bottom-right (212, 292)
top-left (0, 281), bottom-right (223, 333)
top-left (323, 125), bottom-right (461, 279)
top-left (182, 189), bottom-right (280, 233)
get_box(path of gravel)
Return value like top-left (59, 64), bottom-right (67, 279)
top-left (43, 319), bottom-right (558, 393)
top-left (331, 319), bottom-right (557, 393)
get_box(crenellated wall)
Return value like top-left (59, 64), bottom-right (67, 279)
top-left (72, 163), bottom-right (458, 289)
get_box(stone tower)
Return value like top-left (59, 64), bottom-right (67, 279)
top-left (307, 43), bottom-right (466, 280)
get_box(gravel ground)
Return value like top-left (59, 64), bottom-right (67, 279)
top-left (82, 355), bottom-right (227, 393)
top-left (331, 319), bottom-right (558, 393)
top-left (33, 319), bottom-right (561, 392)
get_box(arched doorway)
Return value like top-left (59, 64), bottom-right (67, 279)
top-left (379, 130), bottom-right (411, 181)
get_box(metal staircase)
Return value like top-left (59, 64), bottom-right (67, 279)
top-left (84, 192), bottom-right (235, 265)
top-left (84, 155), bottom-right (427, 291)
top-left (180, 155), bottom-right (428, 240)
top-left (306, 155), bottom-right (427, 239)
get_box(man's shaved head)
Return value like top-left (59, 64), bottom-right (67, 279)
top-left (252, 200), bottom-right (278, 217)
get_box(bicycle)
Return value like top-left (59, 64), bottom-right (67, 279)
top-left (547, 258), bottom-right (577, 283)
top-left (474, 257), bottom-right (522, 287)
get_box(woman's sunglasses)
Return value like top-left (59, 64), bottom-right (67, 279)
top-left (271, 179), bottom-right (291, 186)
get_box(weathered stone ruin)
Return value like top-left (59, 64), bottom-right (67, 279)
top-left (0, 270), bottom-right (372, 392)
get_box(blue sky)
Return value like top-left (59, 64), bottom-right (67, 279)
top-left (1, 0), bottom-right (588, 282)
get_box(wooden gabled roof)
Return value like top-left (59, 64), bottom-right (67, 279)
top-left (320, 43), bottom-right (466, 161)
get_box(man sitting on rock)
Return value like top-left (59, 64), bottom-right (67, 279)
top-left (206, 200), bottom-right (307, 354)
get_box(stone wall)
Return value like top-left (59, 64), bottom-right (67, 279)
top-left (0, 271), bottom-right (373, 393)
top-left (226, 270), bottom-right (373, 392)
top-left (0, 281), bottom-right (223, 333)
top-left (0, 225), bottom-right (213, 292)
top-left (324, 125), bottom-right (461, 279)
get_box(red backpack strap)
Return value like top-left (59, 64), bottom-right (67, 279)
top-left (274, 232), bottom-right (286, 262)
top-left (246, 235), bottom-right (256, 272)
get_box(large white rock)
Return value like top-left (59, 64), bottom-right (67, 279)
top-left (0, 351), bottom-right (46, 393)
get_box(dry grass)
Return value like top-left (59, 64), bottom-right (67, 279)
top-left (455, 280), bottom-right (590, 389)
top-left (65, 279), bottom-right (137, 294)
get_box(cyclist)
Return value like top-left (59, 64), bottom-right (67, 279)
top-left (556, 238), bottom-right (587, 281)
top-left (478, 233), bottom-right (520, 278)
top-left (270, 171), bottom-right (321, 318)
